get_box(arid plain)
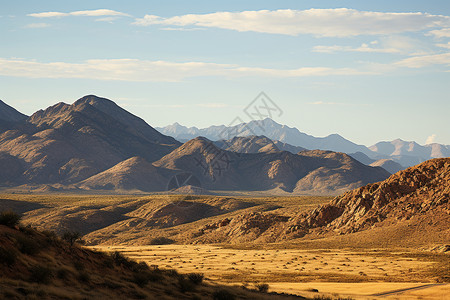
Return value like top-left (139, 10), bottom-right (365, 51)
top-left (2, 189), bottom-right (448, 299)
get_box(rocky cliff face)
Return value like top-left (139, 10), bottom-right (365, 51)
top-left (287, 158), bottom-right (450, 236)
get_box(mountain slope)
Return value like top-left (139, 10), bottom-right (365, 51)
top-left (157, 118), bottom-right (376, 156)
top-left (154, 137), bottom-right (390, 194)
top-left (0, 223), bottom-right (288, 299)
top-left (0, 99), bottom-right (28, 132)
top-left (78, 157), bottom-right (170, 192)
top-left (369, 159), bottom-right (403, 174)
top-left (287, 158), bottom-right (450, 237)
top-left (214, 135), bottom-right (306, 154)
top-left (0, 99), bottom-right (27, 122)
top-left (0, 95), bottom-right (180, 185)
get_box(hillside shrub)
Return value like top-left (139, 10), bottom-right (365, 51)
top-left (62, 231), bottom-right (83, 246)
top-left (149, 237), bottom-right (175, 245)
top-left (255, 283), bottom-right (269, 293)
top-left (111, 251), bottom-right (135, 268)
top-left (187, 273), bottom-right (204, 285)
top-left (78, 271), bottom-right (90, 283)
top-left (213, 289), bottom-right (236, 300)
top-left (178, 276), bottom-right (196, 293)
top-left (0, 246), bottom-right (17, 266)
top-left (29, 265), bottom-right (53, 284)
top-left (16, 235), bottom-right (40, 255)
top-left (56, 268), bottom-right (69, 280)
top-left (0, 211), bottom-right (21, 227)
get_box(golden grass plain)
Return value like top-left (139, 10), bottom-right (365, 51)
top-left (1, 193), bottom-right (449, 299)
top-left (90, 245), bottom-right (449, 299)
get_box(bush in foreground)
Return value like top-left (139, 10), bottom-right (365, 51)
top-left (213, 289), bottom-right (236, 300)
top-left (62, 231), bottom-right (84, 246)
top-left (29, 265), bottom-right (53, 284)
top-left (187, 273), bottom-right (204, 285)
top-left (0, 211), bottom-right (21, 227)
top-left (255, 283), bottom-right (269, 293)
top-left (0, 246), bottom-right (17, 266)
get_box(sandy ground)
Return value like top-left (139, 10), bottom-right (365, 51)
top-left (89, 245), bottom-right (446, 299)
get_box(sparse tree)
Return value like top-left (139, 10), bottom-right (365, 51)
top-left (62, 231), bottom-right (83, 246)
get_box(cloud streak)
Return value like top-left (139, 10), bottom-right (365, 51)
top-left (28, 9), bottom-right (130, 18)
top-left (0, 58), bottom-right (368, 82)
top-left (396, 52), bottom-right (450, 68)
top-left (313, 43), bottom-right (401, 54)
top-left (24, 23), bottom-right (51, 29)
top-left (133, 8), bottom-right (450, 37)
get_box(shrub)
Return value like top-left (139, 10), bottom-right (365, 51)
top-left (0, 246), bottom-right (17, 266)
top-left (149, 237), bottom-right (175, 245)
top-left (132, 272), bottom-right (150, 287)
top-left (102, 257), bottom-right (114, 269)
top-left (110, 251), bottom-right (135, 268)
top-left (178, 276), bottom-right (196, 293)
top-left (73, 260), bottom-right (85, 271)
top-left (78, 271), bottom-right (90, 283)
top-left (187, 273), bottom-right (204, 285)
top-left (165, 269), bottom-right (179, 277)
top-left (131, 261), bottom-right (149, 273)
top-left (16, 235), bottom-right (40, 255)
top-left (255, 283), bottom-right (269, 293)
top-left (29, 265), bottom-right (53, 284)
top-left (213, 289), bottom-right (236, 300)
top-left (62, 231), bottom-right (83, 246)
top-left (147, 271), bottom-right (163, 282)
top-left (42, 230), bottom-right (58, 245)
top-left (56, 268), bottom-right (69, 280)
top-left (19, 225), bottom-right (35, 235)
top-left (0, 211), bottom-right (21, 227)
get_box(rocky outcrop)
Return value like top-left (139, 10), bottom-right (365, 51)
top-left (287, 158), bottom-right (450, 236)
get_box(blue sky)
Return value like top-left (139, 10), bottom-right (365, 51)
top-left (1, 0), bottom-right (450, 146)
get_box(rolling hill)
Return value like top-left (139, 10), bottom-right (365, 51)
top-left (0, 96), bottom-right (391, 194)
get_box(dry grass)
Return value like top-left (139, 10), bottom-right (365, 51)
top-left (1, 193), bottom-right (448, 299)
top-left (90, 244), bottom-right (449, 299)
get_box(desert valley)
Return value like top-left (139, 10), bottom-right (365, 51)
top-left (1, 2), bottom-right (450, 299)
top-left (0, 95), bottom-right (449, 299)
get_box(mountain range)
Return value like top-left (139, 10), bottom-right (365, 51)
top-left (157, 119), bottom-right (450, 168)
top-left (0, 95), bottom-right (390, 194)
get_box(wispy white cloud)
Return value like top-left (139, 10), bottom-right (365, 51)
top-left (426, 134), bottom-right (437, 144)
top-left (436, 42), bottom-right (450, 49)
top-left (0, 58), bottom-right (368, 82)
top-left (395, 52), bottom-right (450, 68)
top-left (28, 9), bottom-right (130, 18)
top-left (308, 101), bottom-right (371, 107)
top-left (428, 28), bottom-right (450, 38)
top-left (24, 23), bottom-right (51, 29)
top-left (160, 27), bottom-right (205, 31)
top-left (313, 36), bottom-right (431, 55)
top-left (195, 103), bottom-right (228, 108)
top-left (313, 43), bottom-right (401, 54)
top-left (133, 8), bottom-right (450, 37)
top-left (308, 101), bottom-right (346, 105)
top-left (95, 17), bottom-right (120, 23)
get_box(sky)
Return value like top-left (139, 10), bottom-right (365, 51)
top-left (1, 0), bottom-right (450, 146)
